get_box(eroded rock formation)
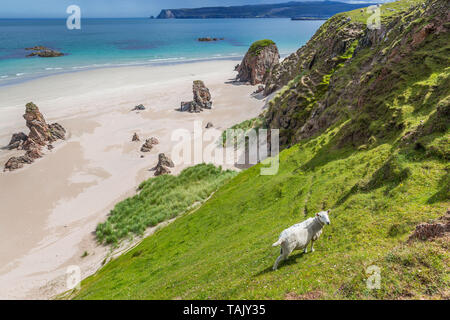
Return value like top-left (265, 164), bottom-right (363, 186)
top-left (140, 137), bottom-right (159, 152)
top-left (3, 102), bottom-right (66, 171)
top-left (132, 133), bottom-right (140, 142)
top-left (180, 80), bottom-right (212, 113)
top-left (236, 40), bottom-right (280, 85)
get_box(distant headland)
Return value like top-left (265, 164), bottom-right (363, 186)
top-left (156, 1), bottom-right (372, 19)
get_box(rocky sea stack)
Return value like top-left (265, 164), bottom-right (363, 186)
top-left (25, 46), bottom-right (64, 58)
top-left (3, 102), bottom-right (66, 171)
top-left (236, 40), bottom-right (280, 85)
top-left (180, 80), bottom-right (212, 113)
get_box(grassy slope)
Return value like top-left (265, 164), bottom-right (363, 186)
top-left (74, 0), bottom-right (449, 299)
top-left (75, 124), bottom-right (448, 299)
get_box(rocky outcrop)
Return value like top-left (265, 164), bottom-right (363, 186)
top-left (3, 102), bottom-right (66, 171)
top-left (236, 40), bottom-right (280, 85)
top-left (157, 9), bottom-right (175, 19)
top-left (4, 132), bottom-right (28, 150)
top-left (26, 46), bottom-right (64, 58)
top-left (263, 0), bottom-right (449, 149)
top-left (26, 147), bottom-right (43, 159)
top-left (193, 80), bottom-right (212, 109)
top-left (153, 153), bottom-right (175, 176)
top-left (132, 133), bottom-right (140, 142)
top-left (4, 155), bottom-right (33, 172)
top-left (23, 102), bottom-right (53, 148)
top-left (140, 137), bottom-right (159, 152)
top-left (198, 37), bottom-right (224, 42)
top-left (131, 104), bottom-right (146, 111)
top-left (180, 81), bottom-right (212, 113)
top-left (49, 123), bottom-right (66, 141)
top-left (158, 153), bottom-right (175, 167)
top-left (154, 164), bottom-right (171, 176)
top-left (253, 85), bottom-right (265, 94)
top-left (409, 210), bottom-right (449, 242)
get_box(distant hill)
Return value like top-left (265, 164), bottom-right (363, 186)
top-left (157, 1), bottom-right (372, 19)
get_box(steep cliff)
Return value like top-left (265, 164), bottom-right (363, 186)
top-left (264, 0), bottom-right (450, 149)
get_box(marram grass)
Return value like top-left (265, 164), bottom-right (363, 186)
top-left (95, 164), bottom-right (237, 245)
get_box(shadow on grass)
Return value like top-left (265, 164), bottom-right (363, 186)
top-left (334, 155), bottom-right (411, 206)
top-left (254, 252), bottom-right (306, 277)
top-left (427, 171), bottom-right (449, 204)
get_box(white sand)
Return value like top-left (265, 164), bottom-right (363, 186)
top-left (0, 60), bottom-right (268, 299)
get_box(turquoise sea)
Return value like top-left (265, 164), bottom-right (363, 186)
top-left (0, 18), bottom-right (323, 86)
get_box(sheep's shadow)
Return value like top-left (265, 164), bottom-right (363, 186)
top-left (253, 252), bottom-right (306, 277)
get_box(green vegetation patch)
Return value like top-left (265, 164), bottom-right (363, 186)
top-left (248, 39), bottom-right (276, 56)
top-left (221, 116), bottom-right (266, 146)
top-left (95, 164), bottom-right (237, 245)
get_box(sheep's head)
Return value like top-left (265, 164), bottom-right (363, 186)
top-left (316, 210), bottom-right (331, 225)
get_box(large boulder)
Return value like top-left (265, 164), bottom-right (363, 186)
top-left (131, 104), bottom-right (146, 111)
top-left (140, 137), bottom-right (159, 152)
top-left (5, 132), bottom-right (28, 150)
top-left (132, 133), bottom-right (140, 142)
top-left (157, 153), bottom-right (175, 168)
top-left (180, 81), bottom-right (212, 113)
top-left (236, 40), bottom-right (280, 85)
top-left (180, 101), bottom-right (202, 113)
top-left (3, 155), bottom-right (33, 172)
top-left (193, 80), bottom-right (212, 109)
top-left (26, 46), bottom-right (64, 58)
top-left (153, 153), bottom-right (175, 176)
top-left (154, 164), bottom-right (171, 176)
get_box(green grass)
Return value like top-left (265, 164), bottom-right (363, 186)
top-left (248, 39), bottom-right (276, 56)
top-left (74, 121), bottom-right (448, 298)
top-left (221, 116), bottom-right (266, 146)
top-left (95, 164), bottom-right (237, 245)
top-left (338, 0), bottom-right (426, 24)
top-left (72, 0), bottom-right (449, 300)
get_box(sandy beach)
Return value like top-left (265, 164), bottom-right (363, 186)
top-left (0, 59), bottom-right (267, 299)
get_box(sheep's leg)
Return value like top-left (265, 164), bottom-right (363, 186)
top-left (273, 255), bottom-right (283, 270)
top-left (303, 241), bottom-right (310, 253)
top-left (273, 247), bottom-right (288, 270)
top-left (310, 240), bottom-right (315, 252)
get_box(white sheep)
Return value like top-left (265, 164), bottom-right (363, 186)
top-left (272, 210), bottom-right (331, 270)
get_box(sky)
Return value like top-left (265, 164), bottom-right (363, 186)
top-left (0, 0), bottom-right (385, 18)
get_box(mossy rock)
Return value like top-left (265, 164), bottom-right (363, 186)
top-left (248, 39), bottom-right (276, 56)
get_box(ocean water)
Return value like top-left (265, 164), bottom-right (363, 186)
top-left (0, 18), bottom-right (323, 86)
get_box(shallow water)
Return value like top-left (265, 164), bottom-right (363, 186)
top-left (0, 18), bottom-right (323, 86)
